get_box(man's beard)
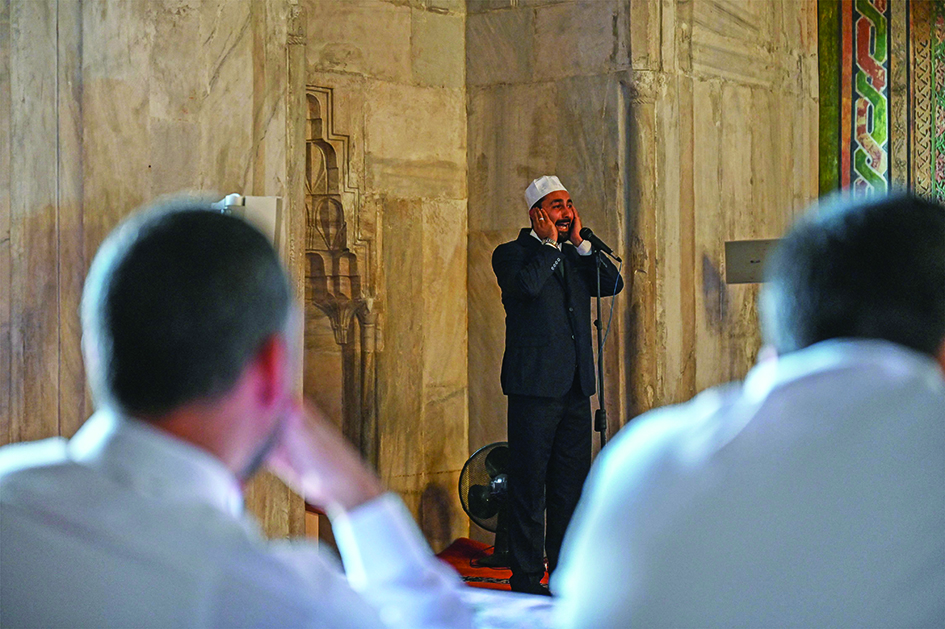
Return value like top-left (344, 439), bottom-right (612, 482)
top-left (238, 415), bottom-right (285, 483)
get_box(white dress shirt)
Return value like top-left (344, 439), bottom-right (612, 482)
top-left (0, 411), bottom-right (472, 629)
top-left (553, 339), bottom-right (945, 627)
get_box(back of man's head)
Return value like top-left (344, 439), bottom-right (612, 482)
top-left (81, 199), bottom-right (291, 417)
top-left (762, 193), bottom-right (945, 358)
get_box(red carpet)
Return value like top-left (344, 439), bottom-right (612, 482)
top-left (436, 538), bottom-right (549, 591)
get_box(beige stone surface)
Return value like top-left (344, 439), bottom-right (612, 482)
top-left (364, 82), bottom-right (466, 199)
top-left (8, 0), bottom-right (59, 445)
top-left (425, 0), bottom-right (465, 13)
top-left (303, 314), bottom-right (345, 430)
top-left (305, 0), bottom-right (412, 83)
top-left (466, 0), bottom-right (514, 14)
top-left (378, 197), bottom-right (427, 480)
top-left (467, 82), bottom-right (560, 228)
top-left (465, 8), bottom-right (534, 86)
top-left (57, 0), bottom-right (88, 438)
top-left (1, 0), bottom-right (306, 538)
top-left (412, 9), bottom-right (465, 88)
top-left (467, 230), bottom-right (513, 452)
top-left (422, 199), bottom-right (468, 389)
top-left (533, 1), bottom-right (630, 81)
top-left (418, 469), bottom-right (466, 553)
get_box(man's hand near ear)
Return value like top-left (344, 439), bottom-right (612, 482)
top-left (267, 401), bottom-right (383, 515)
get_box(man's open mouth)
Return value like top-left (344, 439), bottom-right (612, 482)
top-left (556, 220), bottom-right (571, 230)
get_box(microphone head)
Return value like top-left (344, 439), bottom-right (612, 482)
top-left (579, 227), bottom-right (593, 239)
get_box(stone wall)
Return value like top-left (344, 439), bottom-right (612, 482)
top-left (301, 0), bottom-right (469, 552)
top-left (628, 0), bottom-right (819, 409)
top-left (0, 0), bottom-right (307, 538)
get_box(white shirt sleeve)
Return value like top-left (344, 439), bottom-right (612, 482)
top-left (575, 240), bottom-right (592, 256)
top-left (332, 493), bottom-right (473, 629)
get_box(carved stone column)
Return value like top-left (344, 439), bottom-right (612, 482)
top-left (303, 87), bottom-right (380, 464)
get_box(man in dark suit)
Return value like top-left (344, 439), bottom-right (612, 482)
top-left (492, 175), bottom-right (623, 595)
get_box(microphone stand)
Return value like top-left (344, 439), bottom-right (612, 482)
top-left (591, 247), bottom-right (618, 450)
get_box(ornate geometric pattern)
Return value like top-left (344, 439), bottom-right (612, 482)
top-left (911, 0), bottom-right (935, 195)
top-left (933, 1), bottom-right (945, 201)
top-left (850, 0), bottom-right (891, 195)
top-left (825, 0), bottom-right (945, 198)
top-left (888, 0), bottom-right (908, 188)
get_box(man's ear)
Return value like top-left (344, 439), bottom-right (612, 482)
top-left (252, 335), bottom-right (288, 408)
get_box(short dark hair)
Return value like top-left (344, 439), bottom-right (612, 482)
top-left (762, 192), bottom-right (945, 357)
top-left (81, 199), bottom-right (292, 416)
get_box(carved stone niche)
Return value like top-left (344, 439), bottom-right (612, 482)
top-left (304, 86), bottom-right (381, 467)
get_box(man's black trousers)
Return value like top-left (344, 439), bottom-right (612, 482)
top-left (506, 377), bottom-right (591, 591)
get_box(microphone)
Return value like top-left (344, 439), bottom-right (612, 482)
top-left (579, 228), bottom-right (621, 262)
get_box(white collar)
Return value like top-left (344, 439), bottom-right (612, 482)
top-left (742, 339), bottom-right (944, 403)
top-left (68, 410), bottom-right (245, 518)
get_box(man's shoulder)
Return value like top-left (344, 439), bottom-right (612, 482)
top-left (599, 383), bottom-right (743, 479)
top-left (0, 437), bottom-right (70, 483)
top-left (494, 229), bottom-right (533, 251)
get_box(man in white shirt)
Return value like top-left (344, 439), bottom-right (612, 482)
top-left (0, 199), bottom-right (472, 628)
top-left (553, 193), bottom-right (945, 627)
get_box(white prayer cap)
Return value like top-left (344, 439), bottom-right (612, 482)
top-left (525, 175), bottom-right (568, 208)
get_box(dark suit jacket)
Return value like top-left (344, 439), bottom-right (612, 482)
top-left (492, 228), bottom-right (624, 399)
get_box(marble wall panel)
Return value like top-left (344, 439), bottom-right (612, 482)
top-left (0, 1), bottom-right (11, 443)
top-left (151, 120), bottom-right (202, 196)
top-left (553, 72), bottom-right (628, 240)
top-left (467, 0), bottom-right (514, 13)
top-left (467, 82), bottom-right (559, 230)
top-left (151, 0), bottom-right (203, 124)
top-left (2, 0), bottom-right (305, 536)
top-left (533, 1), bottom-right (630, 81)
top-left (419, 469), bottom-right (466, 553)
top-left (692, 78), bottom-right (726, 394)
top-left (305, 0), bottom-right (412, 84)
top-left (422, 199), bottom-right (468, 388)
top-left (378, 197), bottom-right (426, 483)
top-left (465, 7), bottom-right (534, 86)
top-left (466, 229), bottom-right (512, 453)
top-left (691, 0), bottom-right (777, 88)
top-left (651, 74), bottom-right (685, 406)
top-left (251, 0), bottom-right (290, 197)
top-left (422, 385), bottom-right (468, 474)
top-left (58, 0), bottom-right (88, 437)
top-left (82, 0), bottom-right (154, 257)
top-left (412, 9), bottom-right (465, 88)
top-left (364, 82), bottom-right (466, 199)
top-left (303, 314), bottom-right (345, 430)
top-left (196, 0), bottom-right (255, 194)
top-left (630, 0), bottom-right (661, 70)
top-left (8, 0), bottom-right (59, 444)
